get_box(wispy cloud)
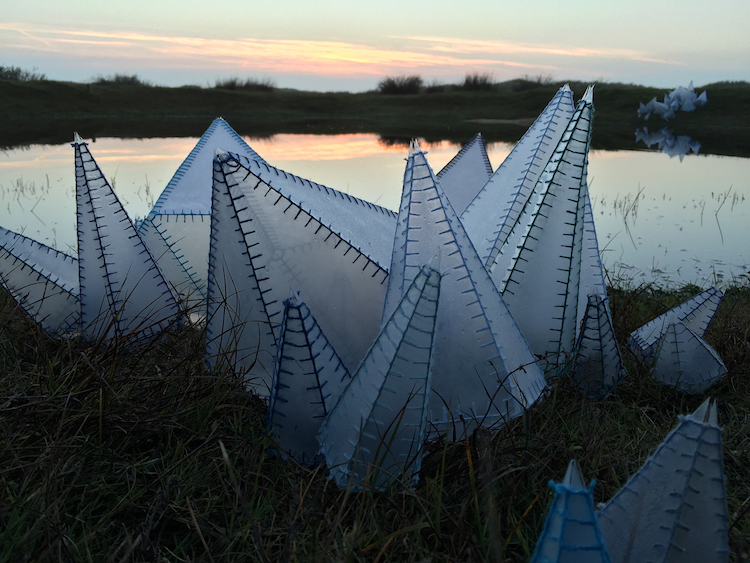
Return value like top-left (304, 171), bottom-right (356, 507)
top-left (0, 23), bottom-right (558, 77)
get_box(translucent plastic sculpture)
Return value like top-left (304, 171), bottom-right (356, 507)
top-left (628, 286), bottom-right (723, 364)
top-left (435, 133), bottom-right (493, 216)
top-left (138, 118), bottom-right (265, 312)
top-left (501, 88), bottom-right (595, 371)
top-left (0, 225), bottom-right (80, 333)
top-left (267, 291), bottom-right (352, 464)
top-left (531, 459), bottom-right (611, 563)
top-left (573, 294), bottom-right (626, 398)
top-left (384, 140), bottom-right (545, 433)
top-left (74, 134), bottom-right (183, 342)
top-left (318, 266), bottom-right (439, 490)
top-left (635, 127), bottom-right (701, 161)
top-left (461, 85), bottom-right (575, 274)
top-left (207, 150), bottom-right (393, 393)
top-left (597, 399), bottom-right (729, 563)
top-left (652, 320), bottom-right (727, 393)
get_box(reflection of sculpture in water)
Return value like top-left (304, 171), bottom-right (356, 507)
top-left (635, 126), bottom-right (701, 161)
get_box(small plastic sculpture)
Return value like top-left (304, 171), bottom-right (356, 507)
top-left (318, 265), bottom-right (439, 490)
top-left (138, 118), bottom-right (265, 313)
top-left (597, 399), bottom-right (729, 563)
top-left (207, 150), bottom-right (392, 392)
top-left (501, 88), bottom-right (595, 372)
top-left (73, 134), bottom-right (183, 342)
top-left (0, 225), bottom-right (80, 333)
top-left (652, 320), bottom-right (727, 393)
top-left (267, 291), bottom-right (351, 464)
top-left (435, 133), bottom-right (493, 216)
top-left (461, 85), bottom-right (575, 273)
top-left (573, 294), bottom-right (626, 398)
top-left (531, 459), bottom-right (611, 563)
top-left (384, 140), bottom-right (546, 433)
top-left (628, 286), bottom-right (724, 364)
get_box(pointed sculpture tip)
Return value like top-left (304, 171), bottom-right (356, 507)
top-left (562, 459), bottom-right (586, 490)
top-left (287, 288), bottom-right (301, 306)
top-left (562, 83), bottom-right (572, 93)
top-left (583, 85), bottom-right (595, 104)
top-left (689, 398), bottom-right (720, 427)
top-left (72, 132), bottom-right (85, 145)
top-left (410, 138), bottom-right (422, 155)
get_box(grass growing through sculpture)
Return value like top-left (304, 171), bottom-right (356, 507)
top-left (0, 281), bottom-right (748, 561)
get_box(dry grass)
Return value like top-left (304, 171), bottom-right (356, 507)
top-left (0, 281), bottom-right (748, 562)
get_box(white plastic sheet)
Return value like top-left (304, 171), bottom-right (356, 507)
top-left (267, 292), bottom-right (351, 464)
top-left (502, 88), bottom-right (595, 372)
top-left (628, 286), bottom-right (723, 364)
top-left (0, 226), bottom-right (80, 333)
top-left (384, 141), bottom-right (545, 433)
top-left (597, 399), bottom-right (728, 563)
top-left (461, 85), bottom-right (575, 272)
top-left (319, 266), bottom-right (439, 490)
top-left (436, 133), bottom-right (493, 216)
top-left (74, 134), bottom-right (183, 342)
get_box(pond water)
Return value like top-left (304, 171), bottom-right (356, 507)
top-left (0, 133), bottom-right (748, 288)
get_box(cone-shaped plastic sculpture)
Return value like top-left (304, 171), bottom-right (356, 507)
top-left (531, 460), bottom-right (611, 563)
top-left (597, 399), bottom-right (729, 563)
top-left (73, 134), bottom-right (183, 342)
top-left (461, 85), bottom-right (575, 272)
top-left (0, 225), bottom-right (80, 333)
top-left (207, 150), bottom-right (391, 392)
top-left (384, 140), bottom-right (545, 433)
top-left (572, 294), bottom-right (626, 398)
top-left (139, 118), bottom-right (265, 313)
top-left (319, 266), bottom-right (439, 490)
top-left (628, 286), bottom-right (724, 364)
top-left (436, 133), bottom-right (493, 216)
top-left (267, 291), bottom-right (351, 464)
top-left (501, 88), bottom-right (595, 373)
top-left (652, 321), bottom-right (727, 393)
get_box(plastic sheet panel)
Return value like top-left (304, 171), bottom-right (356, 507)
top-left (577, 191), bottom-right (609, 332)
top-left (319, 266), bottom-right (439, 490)
top-left (207, 151), bottom-right (389, 391)
top-left (652, 321), bottom-right (727, 393)
top-left (0, 226), bottom-right (80, 333)
top-left (572, 294), bottom-right (626, 398)
top-left (435, 133), bottom-right (493, 216)
top-left (384, 141), bottom-right (545, 433)
top-left (74, 134), bottom-right (183, 342)
top-left (502, 89), bottom-right (594, 372)
top-left (138, 213), bottom-right (210, 315)
top-left (242, 156), bottom-right (397, 271)
top-left (597, 400), bottom-right (729, 563)
top-left (531, 460), bottom-right (611, 563)
top-left (267, 293), bottom-right (351, 464)
top-left (461, 85), bottom-right (575, 270)
top-left (149, 118), bottom-right (264, 216)
top-left (628, 286), bottom-right (724, 364)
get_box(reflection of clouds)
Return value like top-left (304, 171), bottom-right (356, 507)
top-left (635, 127), bottom-right (701, 161)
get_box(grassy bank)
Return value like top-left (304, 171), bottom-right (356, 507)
top-left (3, 77), bottom-right (750, 157)
top-left (0, 281), bottom-right (748, 562)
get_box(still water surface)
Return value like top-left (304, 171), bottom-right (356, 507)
top-left (0, 134), bottom-right (748, 288)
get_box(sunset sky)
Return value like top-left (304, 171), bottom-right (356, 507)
top-left (2, 0), bottom-right (748, 91)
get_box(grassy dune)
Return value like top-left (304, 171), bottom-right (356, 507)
top-left (3, 77), bottom-right (750, 156)
top-left (0, 281), bottom-right (748, 562)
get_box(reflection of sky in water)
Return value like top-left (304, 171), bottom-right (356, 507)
top-left (0, 135), bottom-right (747, 287)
